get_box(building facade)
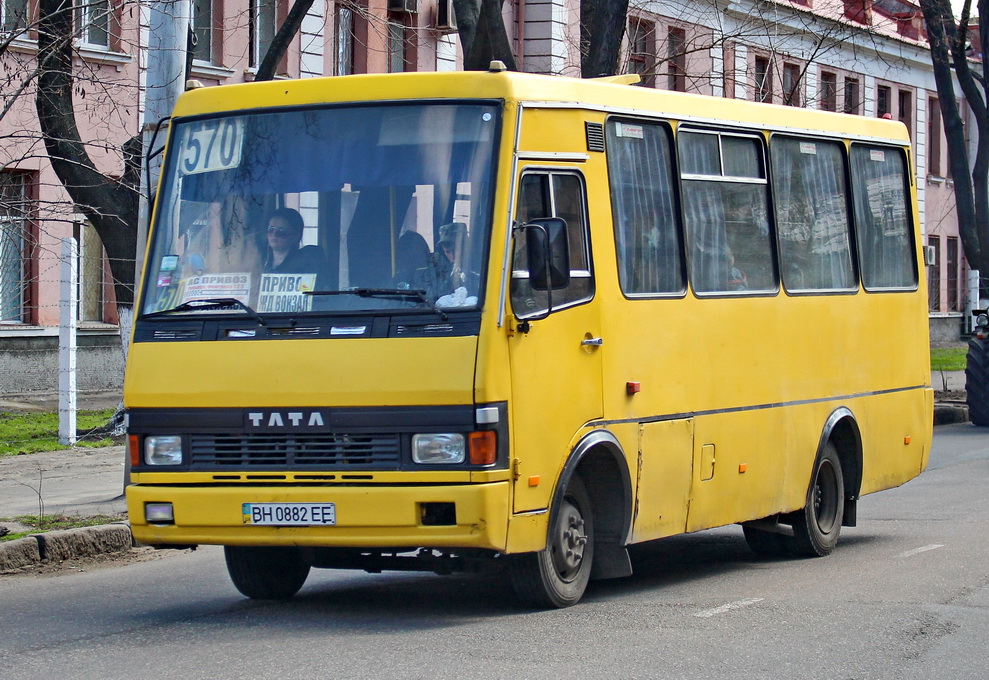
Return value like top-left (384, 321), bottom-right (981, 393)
top-left (0, 0), bottom-right (968, 395)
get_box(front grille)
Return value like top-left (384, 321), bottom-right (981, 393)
top-left (188, 433), bottom-right (401, 470)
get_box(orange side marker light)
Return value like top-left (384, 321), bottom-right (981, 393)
top-left (528, 475), bottom-right (540, 487)
top-left (738, 463), bottom-right (747, 473)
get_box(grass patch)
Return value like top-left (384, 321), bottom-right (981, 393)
top-left (931, 347), bottom-right (968, 372)
top-left (0, 514), bottom-right (124, 541)
top-left (0, 409), bottom-right (117, 457)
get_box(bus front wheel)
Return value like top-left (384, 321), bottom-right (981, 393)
top-left (224, 546), bottom-right (311, 600)
top-left (508, 476), bottom-right (594, 608)
top-left (789, 442), bottom-right (844, 557)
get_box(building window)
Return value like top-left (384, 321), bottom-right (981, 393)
top-left (782, 63), bottom-right (801, 106)
top-left (628, 19), bottom-right (655, 88)
top-left (844, 0), bottom-right (872, 25)
top-left (77, 0), bottom-right (111, 48)
top-left (754, 56), bottom-right (772, 103)
top-left (76, 222), bottom-right (110, 323)
top-left (2, 0), bottom-right (29, 33)
top-left (191, 0), bottom-right (213, 63)
top-left (947, 236), bottom-right (960, 311)
top-left (843, 78), bottom-right (860, 114)
top-left (928, 96), bottom-right (942, 176)
top-left (898, 89), bottom-right (912, 138)
top-left (877, 85), bottom-right (891, 117)
top-left (928, 235), bottom-right (941, 311)
top-left (250, 0), bottom-right (278, 68)
top-left (0, 172), bottom-right (29, 324)
top-left (820, 71), bottom-right (837, 111)
top-left (667, 26), bottom-right (686, 92)
top-left (387, 19), bottom-right (406, 73)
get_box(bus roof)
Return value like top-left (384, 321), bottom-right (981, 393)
top-left (174, 69), bottom-right (910, 144)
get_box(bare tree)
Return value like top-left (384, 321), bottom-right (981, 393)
top-left (36, 0), bottom-right (139, 309)
top-left (453, 0), bottom-right (519, 70)
top-left (28, 0), bottom-right (323, 322)
top-left (581, 0), bottom-right (631, 77)
top-left (919, 0), bottom-right (988, 275)
top-left (451, 0), bottom-right (630, 75)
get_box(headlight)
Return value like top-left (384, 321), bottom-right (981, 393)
top-left (144, 436), bottom-right (183, 466)
top-left (412, 433), bottom-right (465, 464)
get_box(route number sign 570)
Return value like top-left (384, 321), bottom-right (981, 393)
top-left (177, 118), bottom-right (244, 175)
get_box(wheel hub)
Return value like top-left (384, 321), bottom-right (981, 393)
top-left (551, 498), bottom-right (588, 580)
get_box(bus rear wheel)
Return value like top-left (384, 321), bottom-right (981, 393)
top-left (789, 442), bottom-right (844, 557)
top-left (508, 476), bottom-right (594, 608)
top-left (224, 546), bottom-right (311, 600)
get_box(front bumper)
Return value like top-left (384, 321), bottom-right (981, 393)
top-left (127, 481), bottom-right (511, 551)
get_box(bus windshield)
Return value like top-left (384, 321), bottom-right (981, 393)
top-left (141, 102), bottom-right (500, 317)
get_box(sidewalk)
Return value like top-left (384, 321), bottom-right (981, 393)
top-left (0, 446), bottom-right (130, 572)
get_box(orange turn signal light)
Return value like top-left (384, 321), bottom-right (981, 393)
top-left (128, 435), bottom-right (141, 467)
top-left (468, 431), bottom-right (497, 465)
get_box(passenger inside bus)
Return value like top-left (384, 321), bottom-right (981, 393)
top-left (262, 208), bottom-right (329, 281)
top-left (431, 221), bottom-right (469, 297)
top-left (393, 230), bottom-right (432, 288)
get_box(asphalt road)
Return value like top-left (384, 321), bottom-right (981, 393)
top-left (1, 423), bottom-right (987, 680)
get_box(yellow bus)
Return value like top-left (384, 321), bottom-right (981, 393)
top-left (126, 66), bottom-right (932, 607)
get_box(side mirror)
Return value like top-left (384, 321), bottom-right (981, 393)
top-left (524, 217), bottom-right (570, 291)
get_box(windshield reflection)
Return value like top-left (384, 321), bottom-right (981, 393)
top-left (142, 103), bottom-right (499, 317)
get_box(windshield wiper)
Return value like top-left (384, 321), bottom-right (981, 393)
top-left (305, 288), bottom-right (448, 321)
top-left (140, 297), bottom-right (266, 326)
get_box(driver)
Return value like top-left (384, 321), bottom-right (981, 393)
top-left (263, 208), bottom-right (328, 280)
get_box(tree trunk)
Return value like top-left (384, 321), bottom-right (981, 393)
top-left (36, 0), bottom-right (138, 307)
top-left (920, 0), bottom-right (988, 273)
top-left (256, 0), bottom-right (317, 81)
top-left (454, 0), bottom-right (518, 71)
top-left (581, 0), bottom-right (630, 78)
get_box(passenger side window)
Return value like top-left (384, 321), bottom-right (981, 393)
top-left (850, 145), bottom-right (917, 290)
top-left (606, 119), bottom-right (685, 295)
top-left (511, 172), bottom-right (593, 317)
top-left (771, 137), bottom-right (856, 292)
top-left (679, 130), bottom-right (776, 294)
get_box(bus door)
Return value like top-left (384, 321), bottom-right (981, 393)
top-left (507, 168), bottom-right (603, 513)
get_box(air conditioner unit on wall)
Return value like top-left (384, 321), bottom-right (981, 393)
top-left (387, 0), bottom-right (418, 14)
top-left (435, 0), bottom-right (457, 32)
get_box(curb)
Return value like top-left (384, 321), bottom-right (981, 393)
top-left (934, 402), bottom-right (969, 426)
top-left (0, 523), bottom-right (133, 572)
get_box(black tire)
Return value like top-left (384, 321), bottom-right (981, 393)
top-left (742, 524), bottom-right (791, 558)
top-left (224, 546), bottom-right (311, 600)
top-left (508, 476), bottom-right (594, 608)
top-left (965, 338), bottom-right (989, 426)
top-left (790, 442), bottom-right (844, 557)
